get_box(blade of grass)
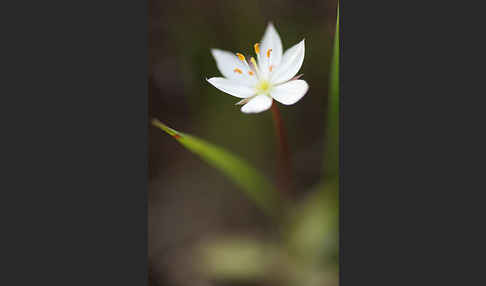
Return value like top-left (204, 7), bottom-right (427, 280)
top-left (324, 7), bottom-right (340, 182)
top-left (285, 183), bottom-right (339, 265)
top-left (151, 118), bottom-right (280, 216)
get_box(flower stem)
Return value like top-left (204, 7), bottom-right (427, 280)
top-left (270, 102), bottom-right (293, 198)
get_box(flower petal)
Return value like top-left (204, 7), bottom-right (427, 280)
top-left (271, 80), bottom-right (308, 105)
top-left (258, 23), bottom-right (283, 78)
top-left (211, 49), bottom-right (257, 85)
top-left (270, 39), bottom-right (305, 84)
top-left (207, 77), bottom-right (256, 98)
top-left (241, 95), bottom-right (273, 114)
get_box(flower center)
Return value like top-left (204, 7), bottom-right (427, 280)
top-left (256, 80), bottom-right (272, 95)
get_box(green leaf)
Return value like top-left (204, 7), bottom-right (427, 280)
top-left (151, 118), bottom-right (279, 216)
top-left (324, 7), bottom-right (340, 181)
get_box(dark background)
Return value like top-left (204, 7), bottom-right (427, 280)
top-left (149, 0), bottom-right (338, 285)
top-left (5, 0), bottom-right (482, 285)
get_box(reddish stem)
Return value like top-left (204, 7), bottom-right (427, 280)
top-left (270, 102), bottom-right (293, 197)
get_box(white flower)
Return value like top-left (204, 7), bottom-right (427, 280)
top-left (207, 23), bottom-right (308, 114)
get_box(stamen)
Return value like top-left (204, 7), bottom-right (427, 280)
top-left (233, 68), bottom-right (243, 74)
top-left (254, 43), bottom-right (260, 54)
top-left (236, 53), bottom-right (246, 62)
top-left (269, 65), bottom-right (273, 72)
top-left (248, 57), bottom-right (261, 79)
top-left (266, 49), bottom-right (272, 58)
top-left (250, 57), bottom-right (259, 72)
top-left (248, 71), bottom-right (254, 76)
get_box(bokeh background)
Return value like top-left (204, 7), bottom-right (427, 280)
top-left (149, 1), bottom-right (338, 285)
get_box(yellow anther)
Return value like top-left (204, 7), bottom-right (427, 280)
top-left (233, 68), bottom-right (243, 74)
top-left (269, 65), bottom-right (273, 72)
top-left (267, 49), bottom-right (272, 58)
top-left (254, 43), bottom-right (260, 54)
top-left (248, 71), bottom-right (254, 76)
top-left (236, 53), bottom-right (246, 62)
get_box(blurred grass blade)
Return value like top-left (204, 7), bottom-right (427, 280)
top-left (324, 7), bottom-right (339, 181)
top-left (199, 237), bottom-right (278, 281)
top-left (285, 183), bottom-right (339, 265)
top-left (151, 118), bottom-right (279, 215)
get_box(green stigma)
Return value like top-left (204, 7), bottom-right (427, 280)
top-left (256, 80), bottom-right (272, 95)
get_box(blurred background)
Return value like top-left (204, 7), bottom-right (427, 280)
top-left (149, 0), bottom-right (338, 285)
